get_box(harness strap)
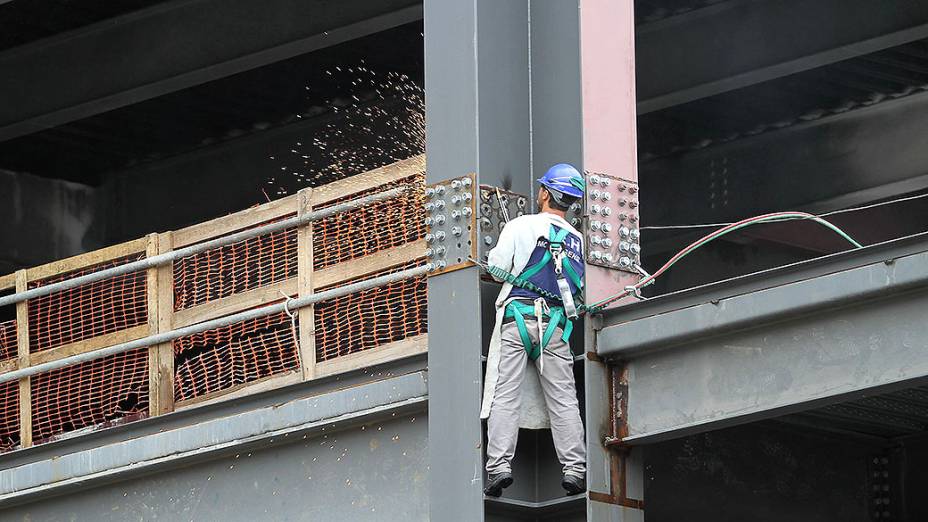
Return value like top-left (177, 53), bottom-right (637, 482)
top-left (504, 300), bottom-right (573, 361)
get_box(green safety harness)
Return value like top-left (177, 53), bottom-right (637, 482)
top-left (493, 225), bottom-right (585, 361)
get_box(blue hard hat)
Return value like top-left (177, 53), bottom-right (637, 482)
top-left (538, 163), bottom-right (584, 198)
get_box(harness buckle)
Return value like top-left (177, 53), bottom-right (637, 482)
top-left (549, 242), bottom-right (565, 275)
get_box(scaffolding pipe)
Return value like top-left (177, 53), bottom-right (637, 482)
top-left (0, 263), bottom-right (433, 385)
top-left (0, 185), bottom-right (411, 308)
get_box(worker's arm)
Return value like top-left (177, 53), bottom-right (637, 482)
top-left (486, 219), bottom-right (518, 282)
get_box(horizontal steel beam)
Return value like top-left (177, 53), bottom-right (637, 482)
top-left (596, 238), bottom-right (928, 442)
top-left (641, 91), bottom-right (928, 227)
top-left (0, 370), bottom-right (428, 508)
top-left (0, 0), bottom-right (422, 141)
top-left (637, 0), bottom-right (928, 113)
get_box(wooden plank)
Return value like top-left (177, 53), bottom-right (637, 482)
top-left (0, 273), bottom-right (15, 291)
top-left (315, 240), bottom-right (426, 289)
top-left (312, 154), bottom-right (425, 206)
top-left (174, 371), bottom-right (301, 411)
top-left (25, 237), bottom-right (149, 282)
top-left (172, 278), bottom-right (297, 329)
top-left (15, 271), bottom-right (31, 448)
top-left (0, 359), bottom-right (17, 375)
top-left (172, 195), bottom-right (298, 248)
top-left (150, 232), bottom-right (175, 416)
top-left (30, 325), bottom-right (149, 366)
top-left (297, 188), bottom-right (316, 381)
top-left (314, 334), bottom-right (428, 379)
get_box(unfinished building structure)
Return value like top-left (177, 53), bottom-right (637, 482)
top-left (2, 0), bottom-right (928, 521)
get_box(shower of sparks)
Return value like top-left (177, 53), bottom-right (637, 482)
top-left (266, 67), bottom-right (425, 196)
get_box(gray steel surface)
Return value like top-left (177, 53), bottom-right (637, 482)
top-left (0, 0), bottom-right (422, 141)
top-left (636, 0), bottom-right (928, 113)
top-left (597, 244), bottom-right (928, 443)
top-left (0, 371), bottom-right (428, 510)
top-left (0, 412), bottom-right (429, 521)
top-left (425, 0), bottom-right (535, 519)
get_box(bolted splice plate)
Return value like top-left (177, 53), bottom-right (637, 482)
top-left (424, 173), bottom-right (478, 276)
top-left (477, 186), bottom-right (582, 262)
top-left (584, 172), bottom-right (641, 272)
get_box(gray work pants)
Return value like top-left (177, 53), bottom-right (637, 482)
top-left (485, 318), bottom-right (586, 477)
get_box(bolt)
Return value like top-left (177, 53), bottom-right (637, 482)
top-left (619, 256), bottom-right (632, 268)
top-left (591, 190), bottom-right (601, 200)
top-left (435, 199), bottom-right (446, 210)
top-left (591, 236), bottom-right (602, 246)
top-left (425, 187), bottom-right (436, 198)
top-left (619, 213), bottom-right (627, 222)
top-left (630, 244), bottom-right (641, 256)
top-left (629, 186), bottom-right (638, 194)
top-left (600, 178), bottom-right (610, 187)
top-left (480, 218), bottom-right (492, 230)
top-left (484, 235), bottom-right (494, 245)
top-left (451, 180), bottom-right (463, 191)
top-left (451, 210), bottom-right (462, 220)
top-left (435, 215), bottom-right (446, 225)
top-left (480, 203), bottom-right (492, 215)
top-left (461, 177), bottom-right (473, 187)
top-left (603, 253), bottom-right (613, 263)
top-left (435, 185), bottom-right (446, 195)
top-left (601, 191), bottom-right (612, 201)
top-left (629, 200), bottom-right (638, 209)
top-left (451, 226), bottom-right (463, 237)
top-left (435, 231), bottom-right (446, 241)
top-left (602, 238), bottom-right (613, 248)
top-left (590, 175), bottom-right (601, 185)
top-left (602, 223), bottom-right (612, 233)
top-left (517, 197), bottom-right (526, 208)
top-left (424, 217), bottom-right (434, 226)
top-left (620, 226), bottom-right (630, 237)
top-left (571, 218), bottom-right (581, 227)
top-left (435, 245), bottom-right (447, 256)
top-left (570, 202), bottom-right (582, 213)
top-left (436, 260), bottom-right (447, 269)
top-left (590, 221), bottom-right (602, 232)
top-left (629, 228), bottom-right (640, 241)
top-left (601, 206), bottom-right (612, 216)
top-left (451, 195), bottom-right (462, 206)
top-left (618, 184), bottom-right (627, 192)
top-left (425, 248), bottom-right (435, 258)
top-left (619, 241), bottom-right (630, 252)
top-left (461, 207), bottom-right (473, 217)
top-left (630, 214), bottom-right (638, 223)
top-left (591, 251), bottom-right (603, 261)
top-left (462, 192), bottom-right (473, 203)
top-left (591, 204), bottom-right (601, 214)
top-left (619, 198), bottom-right (627, 207)
top-left (425, 233), bottom-right (435, 244)
top-left (424, 202), bottom-right (434, 212)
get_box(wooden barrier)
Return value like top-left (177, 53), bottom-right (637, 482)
top-left (0, 154), bottom-right (428, 437)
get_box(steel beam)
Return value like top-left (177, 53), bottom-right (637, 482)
top-left (0, 371), bottom-right (428, 508)
top-left (641, 91), bottom-right (928, 227)
top-left (636, 0), bottom-right (928, 113)
top-left (596, 238), bottom-right (928, 443)
top-left (0, 0), bottom-right (422, 141)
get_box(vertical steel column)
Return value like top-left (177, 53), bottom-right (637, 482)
top-left (577, 0), bottom-right (644, 520)
top-left (425, 0), bottom-right (531, 520)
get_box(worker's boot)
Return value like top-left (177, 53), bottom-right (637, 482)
top-left (483, 472), bottom-right (513, 497)
top-left (561, 473), bottom-right (586, 495)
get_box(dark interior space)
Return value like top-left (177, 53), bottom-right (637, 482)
top-left (644, 383), bottom-right (928, 521)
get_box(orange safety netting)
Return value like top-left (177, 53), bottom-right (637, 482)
top-left (173, 311), bottom-right (301, 402)
top-left (0, 319), bottom-right (16, 362)
top-left (314, 260), bottom-right (428, 362)
top-left (28, 255), bottom-right (148, 353)
top-left (313, 173), bottom-right (426, 270)
top-left (30, 349), bottom-right (148, 443)
top-left (0, 381), bottom-right (18, 452)
top-left (173, 223), bottom-right (299, 311)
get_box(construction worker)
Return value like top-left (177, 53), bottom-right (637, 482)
top-left (481, 163), bottom-right (586, 497)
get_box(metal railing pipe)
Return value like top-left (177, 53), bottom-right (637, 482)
top-left (0, 263), bottom-right (433, 385)
top-left (0, 186), bottom-right (410, 308)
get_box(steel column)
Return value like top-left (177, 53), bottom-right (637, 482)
top-left (637, 0), bottom-right (928, 113)
top-left (425, 0), bottom-right (530, 520)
